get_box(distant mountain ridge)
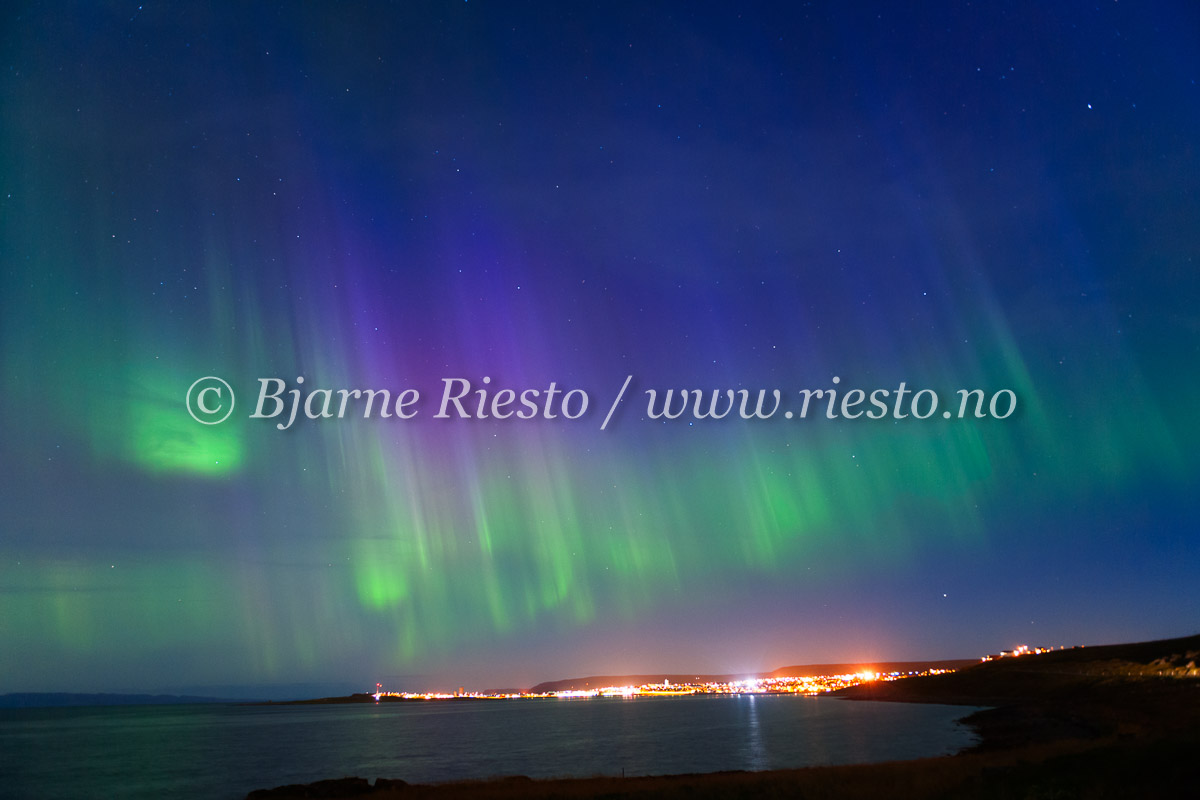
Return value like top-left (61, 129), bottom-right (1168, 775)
top-left (528, 659), bottom-right (977, 694)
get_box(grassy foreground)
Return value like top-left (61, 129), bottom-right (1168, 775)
top-left (246, 633), bottom-right (1200, 799)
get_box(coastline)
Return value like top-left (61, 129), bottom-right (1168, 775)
top-left (246, 634), bottom-right (1199, 799)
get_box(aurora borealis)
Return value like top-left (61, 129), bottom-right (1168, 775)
top-left (2, 2), bottom-right (1198, 695)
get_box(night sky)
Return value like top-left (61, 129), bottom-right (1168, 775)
top-left (2, 2), bottom-right (1198, 695)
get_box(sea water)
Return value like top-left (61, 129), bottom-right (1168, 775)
top-left (0, 694), bottom-right (980, 799)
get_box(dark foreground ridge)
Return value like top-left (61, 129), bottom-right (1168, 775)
top-left (245, 632), bottom-right (1200, 799)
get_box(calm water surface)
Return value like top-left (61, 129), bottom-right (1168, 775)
top-left (0, 695), bottom-right (980, 799)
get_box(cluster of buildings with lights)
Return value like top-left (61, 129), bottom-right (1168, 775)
top-left (369, 667), bottom-right (959, 703)
top-left (364, 645), bottom-right (1091, 702)
top-left (979, 644), bottom-right (1072, 662)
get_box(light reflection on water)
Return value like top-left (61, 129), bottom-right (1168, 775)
top-left (0, 695), bottom-right (980, 800)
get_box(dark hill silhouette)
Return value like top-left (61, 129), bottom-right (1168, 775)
top-left (837, 632), bottom-right (1200, 707)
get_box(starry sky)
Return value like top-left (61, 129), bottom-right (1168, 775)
top-left (2, 1), bottom-right (1198, 695)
